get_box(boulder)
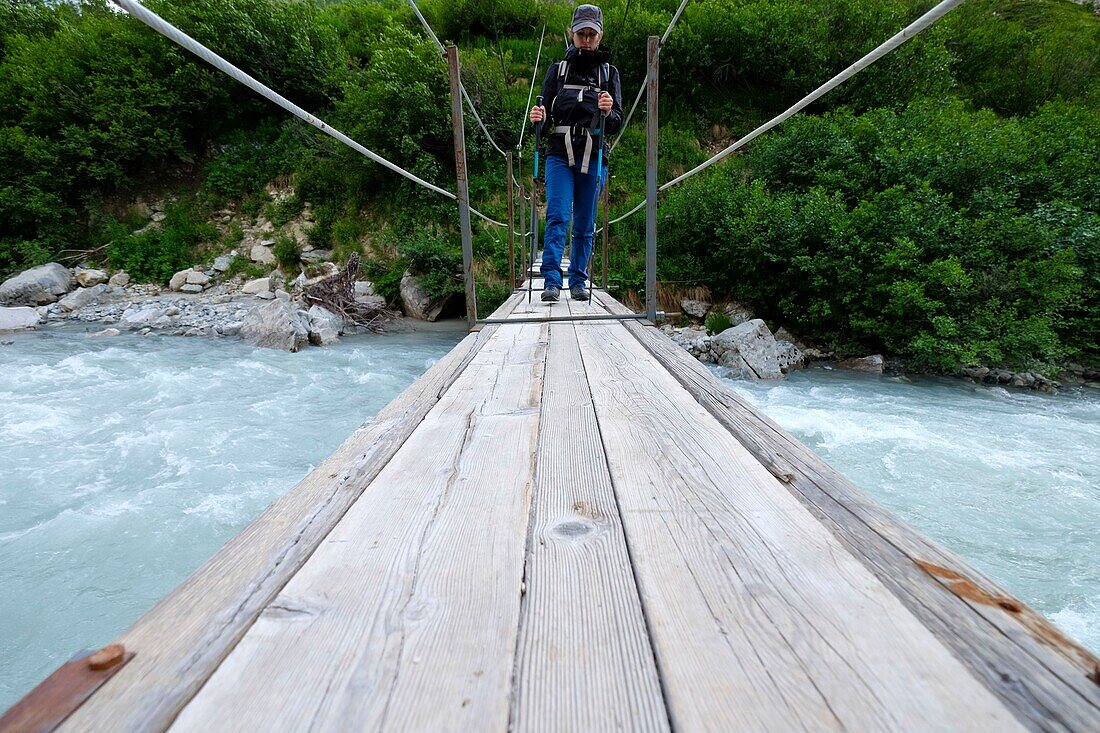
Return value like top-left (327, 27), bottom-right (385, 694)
top-left (711, 319), bottom-right (783, 380)
top-left (775, 339), bottom-right (806, 373)
top-left (301, 249), bottom-right (333, 264)
top-left (400, 271), bottom-right (456, 321)
top-left (250, 244), bottom-right (276, 265)
top-left (354, 281), bottom-right (375, 297)
top-left (108, 271), bottom-right (130, 288)
top-left (721, 301), bottom-right (754, 326)
top-left (212, 255), bottom-right (232, 272)
top-left (91, 327), bottom-right (121, 337)
top-left (180, 283), bottom-right (204, 294)
top-left (74, 268), bottom-right (108, 287)
top-left (837, 354), bottom-right (884, 374)
top-left (0, 306), bottom-right (40, 331)
top-left (242, 277), bottom-right (272, 295)
top-left (0, 263), bottom-right (71, 306)
top-left (120, 305), bottom-right (164, 329)
top-left (169, 269), bottom-right (192, 292)
top-left (240, 298), bottom-right (310, 352)
top-left (681, 297), bottom-right (710, 319)
top-left (185, 270), bottom-right (210, 286)
top-left (307, 305), bottom-right (343, 346)
top-left (57, 283), bottom-right (108, 312)
top-left (356, 294), bottom-right (388, 310)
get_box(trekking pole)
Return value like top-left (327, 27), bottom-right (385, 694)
top-left (589, 105), bottom-right (606, 302)
top-left (528, 95), bottom-right (543, 305)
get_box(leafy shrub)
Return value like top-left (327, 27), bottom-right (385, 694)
top-left (272, 233), bottom-right (301, 270)
top-left (222, 254), bottom-right (266, 281)
top-left (107, 201), bottom-right (215, 284)
top-left (705, 311), bottom-right (732, 335)
top-left (400, 230), bottom-right (462, 299)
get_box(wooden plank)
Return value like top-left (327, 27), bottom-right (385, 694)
top-left (170, 322), bottom-right (548, 731)
top-left (511, 320), bottom-right (668, 732)
top-left (574, 321), bottom-right (1024, 731)
top-left (59, 292), bottom-right (528, 733)
top-left (596, 291), bottom-right (1100, 731)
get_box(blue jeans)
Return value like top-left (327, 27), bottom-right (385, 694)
top-left (542, 154), bottom-right (607, 289)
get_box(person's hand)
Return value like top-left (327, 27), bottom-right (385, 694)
top-left (530, 105), bottom-right (545, 124)
top-left (597, 91), bottom-right (612, 113)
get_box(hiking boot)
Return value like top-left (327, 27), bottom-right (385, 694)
top-left (541, 286), bottom-right (560, 302)
top-left (570, 285), bottom-right (590, 301)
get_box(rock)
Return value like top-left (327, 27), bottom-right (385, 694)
top-left (240, 298), bottom-right (310, 352)
top-left (961, 365), bottom-right (990, 381)
top-left (775, 339), bottom-right (806, 373)
top-left (681, 298), bottom-right (710, 319)
top-left (180, 283), bottom-right (204, 294)
top-left (400, 271), bottom-right (456, 321)
top-left (274, 289), bottom-right (291, 302)
top-left (0, 263), bottom-right (72, 306)
top-left (721, 301), bottom-right (754, 326)
top-left (0, 306), bottom-right (41, 331)
top-left (212, 255), bottom-right (233, 272)
top-left (185, 271), bottom-right (210, 286)
top-left (300, 249), bottom-right (333, 264)
top-left (256, 291), bottom-right (275, 300)
top-left (250, 245), bottom-right (276, 265)
top-left (354, 281), bottom-right (374, 297)
top-left (120, 306), bottom-right (163, 329)
top-left (91, 327), bottom-right (121, 337)
top-left (242, 277), bottom-right (272, 295)
top-left (169, 269), bottom-right (192, 292)
top-left (308, 305), bottom-right (343, 346)
top-left (151, 211), bottom-right (167, 223)
top-left (165, 306), bottom-right (180, 317)
top-left (108, 271), bottom-right (130, 288)
top-left (57, 283), bottom-right (108, 312)
top-left (837, 354), bottom-right (884, 374)
top-left (711, 319), bottom-right (783, 380)
top-left (356, 294), bottom-right (388, 310)
top-left (74, 268), bottom-right (109, 287)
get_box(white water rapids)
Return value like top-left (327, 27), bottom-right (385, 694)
top-left (1, 325), bottom-right (1096, 709)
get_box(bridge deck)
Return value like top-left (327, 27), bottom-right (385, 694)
top-left (37, 286), bottom-right (1100, 731)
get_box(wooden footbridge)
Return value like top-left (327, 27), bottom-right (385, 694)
top-left (6, 280), bottom-right (1100, 732)
top-left (5, 1), bottom-right (1100, 730)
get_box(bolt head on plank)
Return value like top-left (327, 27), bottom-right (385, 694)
top-left (88, 644), bottom-right (126, 671)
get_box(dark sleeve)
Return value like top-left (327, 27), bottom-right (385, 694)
top-left (538, 63), bottom-right (558, 122)
top-left (604, 65), bottom-right (625, 135)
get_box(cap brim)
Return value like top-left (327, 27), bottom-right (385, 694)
top-left (571, 21), bottom-right (602, 33)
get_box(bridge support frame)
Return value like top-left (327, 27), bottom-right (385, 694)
top-left (645, 35), bottom-right (659, 323)
top-left (447, 45), bottom-right (477, 328)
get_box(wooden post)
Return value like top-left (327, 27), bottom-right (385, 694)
top-left (518, 183), bottom-right (526, 287)
top-left (601, 182), bottom-right (610, 289)
top-left (506, 152), bottom-right (515, 293)
top-left (447, 46), bottom-right (476, 328)
top-left (645, 35), bottom-right (659, 322)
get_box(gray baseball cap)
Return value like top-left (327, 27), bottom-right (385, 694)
top-left (571, 4), bottom-right (603, 33)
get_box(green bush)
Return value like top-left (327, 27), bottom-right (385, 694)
top-left (107, 201), bottom-right (215, 284)
top-left (400, 230), bottom-right (462, 299)
top-left (272, 233), bottom-right (301, 270)
top-left (705, 311), bottom-right (732, 335)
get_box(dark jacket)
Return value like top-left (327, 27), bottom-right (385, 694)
top-left (538, 45), bottom-right (624, 173)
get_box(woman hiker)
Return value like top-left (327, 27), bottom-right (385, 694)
top-left (529, 4), bottom-right (624, 302)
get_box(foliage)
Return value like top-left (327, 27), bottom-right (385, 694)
top-left (399, 230), bottom-right (463, 299)
top-left (272, 233), bottom-right (301, 270)
top-left (106, 200), bottom-right (216, 283)
top-left (705, 311), bottom-right (733, 336)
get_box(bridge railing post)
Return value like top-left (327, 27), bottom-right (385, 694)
top-left (447, 45), bottom-right (477, 328)
top-left (506, 152), bottom-right (515, 293)
top-left (645, 35), bottom-right (659, 323)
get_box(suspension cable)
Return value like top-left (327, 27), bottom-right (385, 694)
top-left (610, 0), bottom-right (690, 152)
top-left (606, 0), bottom-right (965, 226)
top-left (517, 23), bottom-right (547, 150)
top-left (112, 0), bottom-right (505, 228)
top-left (405, 0), bottom-right (508, 158)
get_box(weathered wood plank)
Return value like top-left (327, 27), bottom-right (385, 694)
top-left (575, 321), bottom-right (1024, 731)
top-left (595, 291), bottom-right (1100, 731)
top-left (511, 320), bottom-right (668, 732)
top-left (58, 291), bottom-right (528, 733)
top-left (170, 322), bottom-right (548, 731)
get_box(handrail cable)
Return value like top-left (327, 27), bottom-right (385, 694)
top-left (112, 0), bottom-right (505, 228)
top-left (605, 0), bottom-right (965, 226)
top-left (517, 23), bottom-right (547, 150)
top-left (610, 0), bottom-right (690, 152)
top-left (406, 0), bottom-right (508, 158)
